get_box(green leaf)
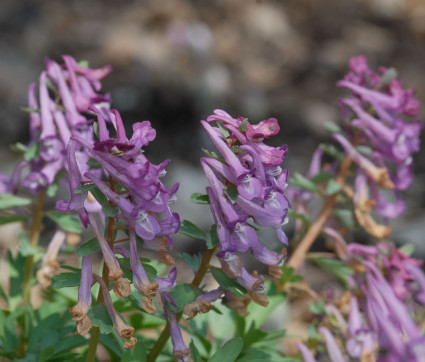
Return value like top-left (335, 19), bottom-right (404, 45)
top-left (87, 158), bottom-right (101, 168)
top-left (217, 122), bottom-right (231, 139)
top-left (399, 244), bottom-right (415, 257)
top-left (309, 257), bottom-right (353, 282)
top-left (8, 250), bottom-right (26, 309)
top-left (190, 192), bottom-right (210, 204)
top-left (177, 252), bottom-right (202, 272)
top-left (24, 142), bottom-right (39, 161)
top-left (117, 258), bottom-right (158, 282)
top-left (18, 232), bottom-right (38, 256)
top-left (165, 284), bottom-right (199, 313)
top-left (0, 194), bottom-right (32, 209)
top-left (20, 107), bottom-right (40, 114)
top-left (0, 214), bottom-right (28, 225)
top-left (209, 337), bottom-right (243, 362)
top-left (88, 305), bottom-right (114, 334)
top-left (239, 118), bottom-right (248, 132)
top-left (333, 209), bottom-right (357, 229)
top-left (179, 220), bottom-right (206, 241)
top-left (224, 188), bottom-right (238, 201)
top-left (76, 238), bottom-right (99, 256)
top-left (210, 268), bottom-right (247, 298)
top-left (190, 339), bottom-right (202, 362)
top-left (74, 183), bottom-right (96, 194)
top-left (310, 172), bottom-right (333, 184)
top-left (379, 67), bottom-right (398, 88)
top-left (52, 272), bottom-right (81, 289)
top-left (90, 186), bottom-right (119, 217)
top-left (288, 173), bottom-right (320, 194)
top-left (309, 298), bottom-right (326, 315)
top-left (10, 142), bottom-right (28, 154)
top-left (60, 265), bottom-right (81, 273)
top-left (122, 339), bottom-right (147, 361)
top-left (206, 224), bottom-right (219, 249)
top-left (242, 322), bottom-right (267, 349)
top-left (202, 148), bottom-right (222, 161)
top-left (46, 211), bottom-right (82, 234)
top-left (39, 345), bottom-right (56, 362)
top-left (324, 122), bottom-right (342, 134)
top-left (77, 60), bottom-right (89, 67)
top-left (287, 209), bottom-right (310, 227)
top-left (325, 179), bottom-right (343, 195)
top-left (238, 351), bottom-right (268, 362)
top-left (319, 143), bottom-right (345, 161)
top-left (46, 183), bottom-right (58, 197)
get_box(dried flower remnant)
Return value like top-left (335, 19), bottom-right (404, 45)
top-left (183, 288), bottom-right (224, 320)
top-left (71, 256), bottom-right (93, 336)
top-left (36, 229), bottom-right (66, 287)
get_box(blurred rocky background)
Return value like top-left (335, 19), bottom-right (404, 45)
top-left (1, 0), bottom-right (425, 255)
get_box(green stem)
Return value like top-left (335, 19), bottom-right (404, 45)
top-left (147, 247), bottom-right (216, 362)
top-left (86, 177), bottom-right (115, 362)
top-left (287, 155), bottom-right (352, 270)
top-left (22, 190), bottom-right (46, 305)
top-left (19, 190), bottom-right (46, 357)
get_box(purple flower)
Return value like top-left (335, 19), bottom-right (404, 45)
top-left (296, 343), bottom-right (317, 362)
top-left (129, 229), bottom-right (159, 313)
top-left (88, 213), bottom-right (130, 298)
top-left (318, 326), bottom-right (347, 362)
top-left (163, 302), bottom-right (191, 361)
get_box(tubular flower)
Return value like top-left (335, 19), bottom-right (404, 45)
top-left (71, 255), bottom-right (93, 336)
top-left (163, 301), bottom-right (192, 362)
top-left (94, 275), bottom-right (136, 349)
top-left (129, 229), bottom-right (158, 313)
top-left (36, 229), bottom-right (66, 287)
top-left (88, 213), bottom-right (130, 298)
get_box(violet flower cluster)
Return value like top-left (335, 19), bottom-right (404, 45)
top-left (57, 107), bottom-right (184, 348)
top-left (336, 56), bottom-right (422, 238)
top-left (297, 242), bottom-right (425, 362)
top-left (198, 109), bottom-right (289, 311)
top-left (2, 56), bottom-right (112, 287)
top-left (2, 56), bottom-right (111, 195)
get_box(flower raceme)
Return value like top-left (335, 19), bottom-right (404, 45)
top-left (9, 56), bottom-right (111, 195)
top-left (200, 109), bottom-right (289, 306)
top-left (336, 55), bottom-right (422, 234)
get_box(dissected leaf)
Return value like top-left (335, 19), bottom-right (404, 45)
top-left (46, 211), bottom-right (82, 234)
top-left (75, 238), bottom-right (99, 256)
top-left (206, 224), bottom-right (219, 249)
top-left (190, 193), bottom-right (210, 204)
top-left (179, 220), bottom-right (206, 241)
top-left (210, 268), bottom-right (246, 298)
top-left (88, 305), bottom-right (114, 334)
